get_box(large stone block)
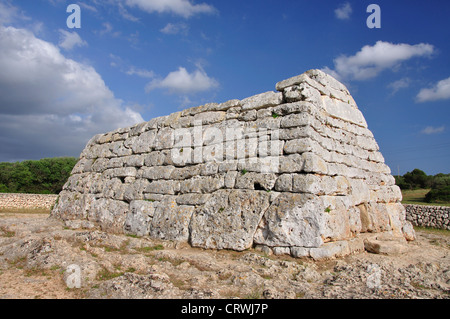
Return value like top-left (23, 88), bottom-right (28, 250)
top-left (241, 91), bottom-right (283, 110)
top-left (124, 200), bottom-right (157, 236)
top-left (149, 197), bottom-right (195, 241)
top-left (254, 193), bottom-right (326, 248)
top-left (320, 95), bottom-right (367, 128)
top-left (131, 130), bottom-right (157, 154)
top-left (190, 190), bottom-right (271, 251)
top-left (88, 198), bottom-right (129, 233)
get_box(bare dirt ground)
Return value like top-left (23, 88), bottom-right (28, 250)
top-left (0, 212), bottom-right (448, 299)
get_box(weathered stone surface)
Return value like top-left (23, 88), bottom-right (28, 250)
top-left (193, 111), bottom-right (226, 125)
top-left (154, 127), bottom-right (174, 150)
top-left (278, 154), bottom-right (304, 173)
top-left (234, 172), bottom-right (277, 190)
top-left (150, 197), bottom-right (195, 241)
top-left (88, 198), bottom-right (129, 233)
top-left (51, 69), bottom-right (415, 259)
top-left (241, 91), bottom-right (283, 110)
top-left (215, 99), bottom-right (241, 111)
top-left (123, 179), bottom-right (151, 202)
top-left (124, 200), bottom-right (157, 236)
top-left (146, 180), bottom-right (179, 195)
top-left (179, 175), bottom-right (225, 194)
top-left (132, 130), bottom-right (157, 154)
top-left (175, 193), bottom-right (211, 206)
top-left (309, 240), bottom-right (350, 260)
top-left (138, 166), bottom-right (175, 180)
top-left (283, 83), bottom-right (322, 104)
top-left (274, 174), bottom-right (292, 192)
top-left (190, 190), bottom-right (271, 251)
top-left (254, 193), bottom-right (326, 248)
top-left (51, 191), bottom-right (94, 221)
top-left (363, 234), bottom-right (409, 255)
top-left (320, 95), bottom-right (367, 128)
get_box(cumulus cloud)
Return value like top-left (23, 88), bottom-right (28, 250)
top-left (58, 29), bottom-right (87, 50)
top-left (323, 41), bottom-right (435, 81)
top-left (0, 26), bottom-right (143, 161)
top-left (124, 0), bottom-right (217, 18)
top-left (421, 126), bottom-right (445, 135)
top-left (146, 67), bottom-right (219, 94)
top-left (416, 77), bottom-right (450, 102)
top-left (335, 2), bottom-right (352, 20)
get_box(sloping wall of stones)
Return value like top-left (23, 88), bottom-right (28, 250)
top-left (0, 193), bottom-right (58, 210)
top-left (51, 70), bottom-right (409, 253)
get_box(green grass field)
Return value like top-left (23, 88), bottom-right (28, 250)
top-left (401, 188), bottom-right (450, 207)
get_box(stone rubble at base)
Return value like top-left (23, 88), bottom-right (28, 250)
top-left (51, 69), bottom-right (415, 260)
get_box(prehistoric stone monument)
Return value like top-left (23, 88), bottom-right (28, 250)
top-left (51, 69), bottom-right (415, 259)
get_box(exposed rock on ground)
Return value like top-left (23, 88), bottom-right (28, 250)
top-left (0, 213), bottom-right (448, 299)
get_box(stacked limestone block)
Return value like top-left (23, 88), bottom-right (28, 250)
top-left (51, 69), bottom-right (415, 259)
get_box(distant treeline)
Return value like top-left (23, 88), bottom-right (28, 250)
top-left (0, 157), bottom-right (78, 194)
top-left (395, 169), bottom-right (450, 203)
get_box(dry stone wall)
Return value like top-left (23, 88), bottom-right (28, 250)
top-left (405, 204), bottom-right (450, 230)
top-left (0, 193), bottom-right (58, 210)
top-left (51, 69), bottom-right (415, 259)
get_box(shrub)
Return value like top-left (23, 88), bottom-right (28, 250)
top-left (0, 157), bottom-right (78, 194)
top-left (425, 185), bottom-right (450, 203)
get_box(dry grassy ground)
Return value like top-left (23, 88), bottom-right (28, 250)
top-left (402, 189), bottom-right (450, 207)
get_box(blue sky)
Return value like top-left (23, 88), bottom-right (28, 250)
top-left (0, 0), bottom-right (449, 175)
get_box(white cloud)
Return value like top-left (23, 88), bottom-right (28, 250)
top-left (335, 2), bottom-right (352, 20)
top-left (421, 126), bottom-right (445, 135)
top-left (324, 41), bottom-right (435, 81)
top-left (117, 2), bottom-right (140, 22)
top-left (97, 22), bottom-right (121, 37)
top-left (387, 77), bottom-right (411, 94)
top-left (77, 2), bottom-right (98, 12)
top-left (0, 1), bottom-right (29, 25)
top-left (127, 66), bottom-right (155, 78)
top-left (416, 77), bottom-right (450, 102)
top-left (146, 67), bottom-right (219, 94)
top-left (320, 66), bottom-right (343, 82)
top-left (160, 22), bottom-right (189, 35)
top-left (58, 29), bottom-right (87, 50)
top-left (108, 53), bottom-right (154, 79)
top-left (99, 22), bottom-right (112, 34)
top-left (124, 0), bottom-right (217, 18)
top-left (0, 26), bottom-right (143, 161)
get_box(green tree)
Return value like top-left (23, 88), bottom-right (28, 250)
top-left (430, 173), bottom-right (450, 189)
top-left (0, 157), bottom-right (78, 194)
top-left (402, 168), bottom-right (431, 189)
